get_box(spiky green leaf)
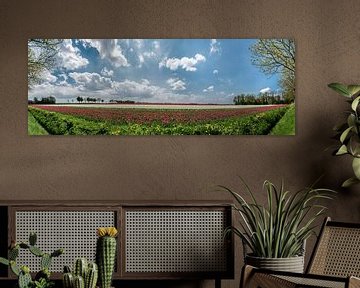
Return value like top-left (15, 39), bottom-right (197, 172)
top-left (328, 83), bottom-right (352, 97)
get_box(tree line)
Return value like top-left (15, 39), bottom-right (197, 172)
top-left (233, 93), bottom-right (290, 105)
top-left (76, 96), bottom-right (104, 103)
top-left (28, 96), bottom-right (56, 104)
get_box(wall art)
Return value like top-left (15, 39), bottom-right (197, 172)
top-left (28, 39), bottom-right (295, 135)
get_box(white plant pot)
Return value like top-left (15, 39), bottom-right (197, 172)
top-left (245, 254), bottom-right (305, 273)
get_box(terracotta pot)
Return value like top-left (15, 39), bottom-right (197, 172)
top-left (245, 254), bottom-right (304, 273)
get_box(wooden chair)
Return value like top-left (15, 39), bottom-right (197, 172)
top-left (241, 217), bottom-right (360, 288)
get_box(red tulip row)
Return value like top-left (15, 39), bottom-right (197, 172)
top-left (32, 105), bottom-right (285, 125)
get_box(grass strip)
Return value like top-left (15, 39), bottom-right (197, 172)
top-left (270, 104), bottom-right (295, 135)
top-left (28, 112), bottom-right (49, 135)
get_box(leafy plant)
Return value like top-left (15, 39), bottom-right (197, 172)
top-left (0, 232), bottom-right (63, 288)
top-left (220, 179), bottom-right (334, 258)
top-left (328, 83), bottom-right (360, 187)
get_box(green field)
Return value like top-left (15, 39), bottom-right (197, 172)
top-left (28, 112), bottom-right (48, 135)
top-left (28, 105), bottom-right (292, 136)
top-left (270, 104), bottom-right (295, 135)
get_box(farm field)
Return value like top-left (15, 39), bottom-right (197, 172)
top-left (28, 104), bottom-right (292, 136)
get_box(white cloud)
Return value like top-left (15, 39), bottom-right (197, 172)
top-left (260, 87), bottom-right (271, 93)
top-left (57, 39), bottom-right (89, 70)
top-left (213, 69), bottom-right (219, 75)
top-left (167, 78), bottom-right (186, 91)
top-left (112, 79), bottom-right (161, 99)
top-left (100, 67), bottom-right (114, 77)
top-left (82, 39), bottom-right (129, 68)
top-left (159, 53), bottom-right (206, 72)
top-left (69, 72), bottom-right (113, 91)
top-left (210, 39), bottom-right (221, 55)
top-left (203, 85), bottom-right (214, 92)
top-left (41, 70), bottom-right (57, 83)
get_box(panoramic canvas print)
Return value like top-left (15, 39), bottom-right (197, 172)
top-left (28, 39), bottom-right (295, 135)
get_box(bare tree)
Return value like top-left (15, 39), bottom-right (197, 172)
top-left (250, 39), bottom-right (295, 101)
top-left (28, 39), bottom-right (63, 87)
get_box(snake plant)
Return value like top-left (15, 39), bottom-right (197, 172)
top-left (221, 179), bottom-right (335, 258)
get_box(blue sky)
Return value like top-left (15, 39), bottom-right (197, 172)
top-left (28, 39), bottom-right (282, 104)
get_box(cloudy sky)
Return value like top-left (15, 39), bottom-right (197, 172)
top-left (28, 39), bottom-right (281, 104)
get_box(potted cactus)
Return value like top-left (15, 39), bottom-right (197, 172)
top-left (96, 227), bottom-right (118, 288)
top-left (0, 232), bottom-right (64, 288)
top-left (62, 258), bottom-right (98, 288)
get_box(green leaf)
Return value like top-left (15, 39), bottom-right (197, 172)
top-left (340, 126), bottom-right (353, 143)
top-left (347, 85), bottom-right (360, 97)
top-left (352, 157), bottom-right (360, 179)
top-left (0, 257), bottom-right (9, 266)
top-left (336, 145), bottom-right (348, 155)
top-left (351, 96), bottom-right (360, 111)
top-left (347, 114), bottom-right (356, 128)
top-left (342, 177), bottom-right (360, 188)
top-left (328, 83), bottom-right (351, 97)
top-left (350, 135), bottom-right (360, 156)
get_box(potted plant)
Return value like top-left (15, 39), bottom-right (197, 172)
top-left (220, 179), bottom-right (334, 273)
top-left (328, 83), bottom-right (360, 187)
top-left (0, 232), bottom-right (63, 288)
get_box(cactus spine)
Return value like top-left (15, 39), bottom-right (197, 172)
top-left (96, 227), bottom-right (118, 288)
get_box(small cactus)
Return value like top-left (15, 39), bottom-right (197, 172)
top-left (74, 275), bottom-right (85, 288)
top-left (63, 259), bottom-right (98, 288)
top-left (9, 247), bottom-right (19, 260)
top-left (63, 272), bottom-right (74, 288)
top-left (29, 245), bottom-right (44, 257)
top-left (0, 232), bottom-right (63, 288)
top-left (96, 227), bottom-right (118, 288)
top-left (18, 269), bottom-right (32, 288)
top-left (41, 253), bottom-right (52, 270)
top-left (29, 232), bottom-right (37, 246)
top-left (85, 263), bottom-right (98, 288)
top-left (74, 258), bottom-right (88, 279)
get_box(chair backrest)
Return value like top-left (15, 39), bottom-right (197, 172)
top-left (307, 217), bottom-right (360, 277)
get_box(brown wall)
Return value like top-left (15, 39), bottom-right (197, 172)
top-left (1, 0), bottom-right (360, 287)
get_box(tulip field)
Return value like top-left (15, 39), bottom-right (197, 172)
top-left (28, 104), bottom-right (292, 135)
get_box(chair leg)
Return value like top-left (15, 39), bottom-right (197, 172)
top-left (215, 278), bottom-right (221, 288)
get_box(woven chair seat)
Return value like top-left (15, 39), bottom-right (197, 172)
top-left (241, 218), bottom-right (360, 288)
